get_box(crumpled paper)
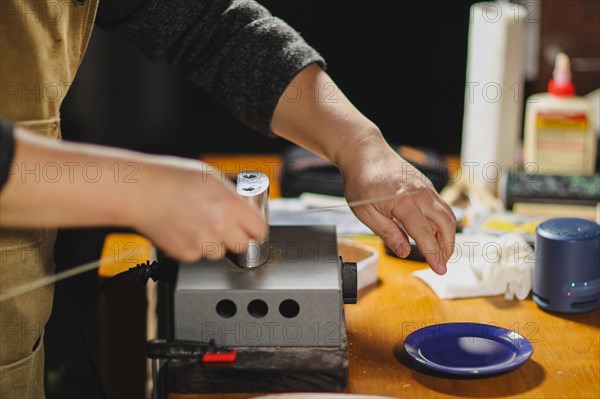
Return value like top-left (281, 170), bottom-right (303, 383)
top-left (413, 233), bottom-right (535, 300)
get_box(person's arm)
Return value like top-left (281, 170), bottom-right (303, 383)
top-left (271, 65), bottom-right (456, 275)
top-left (96, 0), bottom-right (454, 272)
top-left (0, 127), bottom-right (267, 262)
top-left (96, 0), bottom-right (325, 135)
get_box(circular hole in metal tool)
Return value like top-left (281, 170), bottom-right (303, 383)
top-left (247, 299), bottom-right (268, 318)
top-left (279, 299), bottom-right (300, 318)
top-left (243, 173), bottom-right (257, 179)
top-left (216, 299), bottom-right (237, 318)
top-left (242, 187), bottom-right (255, 191)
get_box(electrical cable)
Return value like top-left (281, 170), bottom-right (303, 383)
top-left (81, 260), bottom-right (175, 399)
top-left (0, 192), bottom-right (415, 397)
top-left (269, 193), bottom-right (401, 222)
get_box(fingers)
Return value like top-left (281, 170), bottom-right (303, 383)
top-left (175, 226), bottom-right (249, 262)
top-left (222, 222), bottom-right (263, 255)
top-left (152, 191), bottom-right (267, 263)
top-left (206, 199), bottom-right (267, 259)
top-left (198, 238), bottom-right (227, 261)
top-left (431, 201), bottom-right (456, 264)
top-left (223, 195), bottom-right (268, 255)
top-left (392, 190), bottom-right (456, 275)
top-left (394, 204), bottom-right (447, 275)
top-left (357, 206), bottom-right (411, 258)
top-left (236, 200), bottom-right (269, 241)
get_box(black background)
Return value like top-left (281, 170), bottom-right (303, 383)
top-left (61, 0), bottom-right (477, 157)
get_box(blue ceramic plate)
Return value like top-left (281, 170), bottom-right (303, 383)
top-left (403, 322), bottom-right (533, 375)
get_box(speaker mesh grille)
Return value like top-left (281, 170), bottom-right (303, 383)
top-left (539, 218), bottom-right (600, 240)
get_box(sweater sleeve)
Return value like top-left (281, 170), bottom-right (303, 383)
top-left (96, 0), bottom-right (326, 135)
top-left (0, 118), bottom-right (15, 193)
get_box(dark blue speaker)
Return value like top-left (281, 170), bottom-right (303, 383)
top-left (533, 218), bottom-right (600, 313)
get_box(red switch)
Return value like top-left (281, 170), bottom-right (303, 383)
top-left (202, 350), bottom-right (237, 363)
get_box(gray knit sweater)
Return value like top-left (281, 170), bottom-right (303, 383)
top-left (95, 0), bottom-right (326, 135)
top-left (0, 0), bottom-right (326, 191)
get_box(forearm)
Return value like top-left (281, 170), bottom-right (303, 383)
top-left (271, 64), bottom-right (392, 169)
top-left (0, 128), bottom-right (267, 261)
top-left (0, 127), bottom-right (145, 227)
top-left (271, 64), bottom-right (456, 273)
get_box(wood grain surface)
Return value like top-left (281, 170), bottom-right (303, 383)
top-left (172, 156), bottom-right (600, 399)
top-left (171, 236), bottom-right (599, 399)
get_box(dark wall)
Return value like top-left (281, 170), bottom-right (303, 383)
top-left (61, 0), bottom-right (475, 157)
top-left (264, 0), bottom-right (474, 155)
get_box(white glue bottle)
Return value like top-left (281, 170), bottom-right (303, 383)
top-left (524, 53), bottom-right (597, 175)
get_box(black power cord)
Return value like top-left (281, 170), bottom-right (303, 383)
top-left (81, 260), bottom-right (176, 399)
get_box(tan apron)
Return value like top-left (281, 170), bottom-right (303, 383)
top-left (0, 0), bottom-right (98, 397)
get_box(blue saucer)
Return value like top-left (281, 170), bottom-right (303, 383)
top-left (403, 322), bottom-right (533, 375)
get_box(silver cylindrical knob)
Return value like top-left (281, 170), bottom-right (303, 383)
top-left (236, 171), bottom-right (270, 268)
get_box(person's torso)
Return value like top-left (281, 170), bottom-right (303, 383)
top-left (1, 0), bottom-right (99, 137)
top-left (0, 2), bottom-right (99, 397)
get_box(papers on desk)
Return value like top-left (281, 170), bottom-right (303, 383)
top-left (269, 194), bottom-right (372, 235)
top-left (413, 233), bottom-right (534, 300)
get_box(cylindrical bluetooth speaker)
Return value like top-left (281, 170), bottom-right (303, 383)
top-left (533, 218), bottom-right (600, 313)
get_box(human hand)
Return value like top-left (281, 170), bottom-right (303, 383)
top-left (339, 142), bottom-right (455, 275)
top-left (270, 64), bottom-right (454, 272)
top-left (128, 159), bottom-right (268, 262)
top-left (0, 130), bottom-right (266, 262)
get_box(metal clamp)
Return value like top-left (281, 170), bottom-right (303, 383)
top-left (236, 171), bottom-right (270, 268)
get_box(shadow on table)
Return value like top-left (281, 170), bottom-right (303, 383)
top-left (356, 279), bottom-right (383, 302)
top-left (392, 343), bottom-right (545, 397)
top-left (484, 296), bottom-right (524, 310)
top-left (540, 308), bottom-right (600, 329)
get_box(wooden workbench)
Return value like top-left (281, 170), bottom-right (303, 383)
top-left (170, 236), bottom-right (599, 399)
top-left (168, 155), bottom-right (600, 399)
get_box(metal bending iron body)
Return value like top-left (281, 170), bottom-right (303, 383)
top-left (174, 171), bottom-right (357, 348)
top-left (157, 171), bottom-right (357, 395)
top-left (235, 171), bottom-right (270, 268)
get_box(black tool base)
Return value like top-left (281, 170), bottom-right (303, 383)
top-left (153, 320), bottom-right (348, 396)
